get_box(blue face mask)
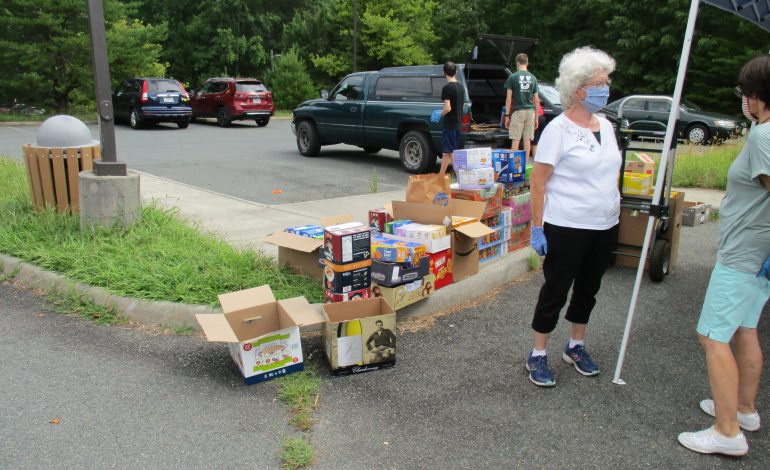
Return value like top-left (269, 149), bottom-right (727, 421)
top-left (581, 85), bottom-right (610, 113)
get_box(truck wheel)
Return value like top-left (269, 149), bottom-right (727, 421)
top-left (362, 146), bottom-right (381, 154)
top-left (648, 238), bottom-right (671, 283)
top-left (399, 131), bottom-right (434, 173)
top-left (297, 121), bottom-right (321, 157)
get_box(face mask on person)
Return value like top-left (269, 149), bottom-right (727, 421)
top-left (741, 95), bottom-right (757, 122)
top-left (581, 85), bottom-right (610, 113)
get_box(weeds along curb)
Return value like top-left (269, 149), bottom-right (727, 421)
top-left (0, 252), bottom-right (216, 329)
top-left (1, 246), bottom-right (534, 332)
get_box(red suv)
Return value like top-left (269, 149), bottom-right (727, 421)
top-left (189, 78), bottom-right (275, 127)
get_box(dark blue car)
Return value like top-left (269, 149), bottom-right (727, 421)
top-left (113, 77), bottom-right (192, 129)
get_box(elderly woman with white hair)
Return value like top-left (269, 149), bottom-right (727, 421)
top-left (525, 46), bottom-right (621, 387)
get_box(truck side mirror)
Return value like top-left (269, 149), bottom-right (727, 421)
top-left (321, 89), bottom-right (329, 100)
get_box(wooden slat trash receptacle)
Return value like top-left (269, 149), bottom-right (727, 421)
top-left (22, 144), bottom-right (101, 213)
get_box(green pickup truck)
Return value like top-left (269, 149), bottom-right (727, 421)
top-left (291, 35), bottom-right (537, 173)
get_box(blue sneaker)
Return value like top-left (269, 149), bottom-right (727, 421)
top-left (526, 352), bottom-right (555, 387)
top-left (562, 343), bottom-right (600, 376)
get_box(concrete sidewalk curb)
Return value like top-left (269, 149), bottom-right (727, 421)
top-left (0, 253), bottom-right (216, 329)
top-left (1, 247), bottom-right (533, 332)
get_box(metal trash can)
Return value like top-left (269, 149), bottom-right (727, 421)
top-left (22, 115), bottom-right (100, 213)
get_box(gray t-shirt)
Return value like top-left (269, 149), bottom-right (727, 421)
top-left (717, 123), bottom-right (770, 273)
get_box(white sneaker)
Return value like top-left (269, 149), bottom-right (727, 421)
top-left (700, 399), bottom-right (761, 432)
top-left (677, 426), bottom-right (748, 456)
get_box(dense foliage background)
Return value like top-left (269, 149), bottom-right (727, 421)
top-left (0, 0), bottom-right (767, 113)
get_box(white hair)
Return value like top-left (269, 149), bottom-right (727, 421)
top-left (555, 47), bottom-right (616, 109)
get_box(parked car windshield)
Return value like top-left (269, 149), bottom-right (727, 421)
top-left (147, 79), bottom-right (183, 92)
top-left (236, 82), bottom-right (268, 93)
top-left (539, 85), bottom-right (560, 105)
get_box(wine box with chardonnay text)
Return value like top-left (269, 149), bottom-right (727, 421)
top-left (321, 297), bottom-right (397, 375)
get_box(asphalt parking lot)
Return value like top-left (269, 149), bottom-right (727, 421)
top-left (0, 120), bottom-right (413, 204)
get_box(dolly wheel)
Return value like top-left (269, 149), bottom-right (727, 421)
top-left (649, 239), bottom-right (671, 283)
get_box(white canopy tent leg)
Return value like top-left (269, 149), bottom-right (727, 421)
top-left (612, 0), bottom-right (702, 385)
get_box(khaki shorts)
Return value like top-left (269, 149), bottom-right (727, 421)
top-left (509, 109), bottom-right (536, 141)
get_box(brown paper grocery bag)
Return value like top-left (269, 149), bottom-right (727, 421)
top-left (406, 173), bottom-right (451, 206)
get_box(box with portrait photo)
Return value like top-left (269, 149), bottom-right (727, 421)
top-left (321, 297), bottom-right (397, 375)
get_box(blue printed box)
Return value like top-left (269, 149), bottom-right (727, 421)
top-left (492, 149), bottom-right (526, 183)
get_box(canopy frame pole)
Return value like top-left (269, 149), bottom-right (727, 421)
top-left (612, 0), bottom-right (701, 385)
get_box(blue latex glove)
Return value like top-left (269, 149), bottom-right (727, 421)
top-left (430, 109), bottom-right (443, 123)
top-left (531, 226), bottom-right (547, 256)
top-left (758, 255), bottom-right (770, 281)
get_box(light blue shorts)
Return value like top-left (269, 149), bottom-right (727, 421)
top-left (697, 261), bottom-right (770, 343)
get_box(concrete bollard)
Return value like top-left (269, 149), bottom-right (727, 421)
top-left (78, 170), bottom-right (141, 229)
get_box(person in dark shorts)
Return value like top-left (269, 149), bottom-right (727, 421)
top-left (432, 61), bottom-right (464, 174)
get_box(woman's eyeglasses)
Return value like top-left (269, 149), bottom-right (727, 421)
top-left (583, 79), bottom-right (612, 88)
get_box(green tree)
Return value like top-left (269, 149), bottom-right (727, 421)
top-left (283, 0), bottom-right (438, 84)
top-left (0, 0), bottom-right (166, 112)
top-left (265, 48), bottom-right (317, 110)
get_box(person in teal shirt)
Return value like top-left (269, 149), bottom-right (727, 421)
top-left (679, 54), bottom-right (770, 457)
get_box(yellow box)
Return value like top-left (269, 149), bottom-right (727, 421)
top-left (622, 172), bottom-right (653, 196)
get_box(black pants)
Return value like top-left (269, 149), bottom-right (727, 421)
top-left (531, 222), bottom-right (618, 334)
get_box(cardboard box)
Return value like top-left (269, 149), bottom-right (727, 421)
top-left (456, 167), bottom-right (496, 189)
top-left (324, 222), bottom-right (371, 265)
top-left (321, 297), bottom-right (397, 375)
top-left (391, 199), bottom-right (495, 281)
top-left (324, 287), bottom-right (371, 303)
top-left (492, 149), bottom-right (526, 183)
top-left (509, 221), bottom-right (531, 249)
top-left (503, 181), bottom-right (531, 197)
top-left (682, 201), bottom-right (711, 226)
top-left (371, 259), bottom-right (430, 287)
top-left (368, 209), bottom-right (391, 233)
top-left (428, 249), bottom-right (453, 290)
top-left (622, 172), bottom-right (653, 196)
top-left (264, 215), bottom-right (356, 280)
top-left (380, 232), bottom-right (451, 254)
top-left (502, 191), bottom-right (531, 225)
top-left (453, 147), bottom-right (493, 169)
top-left (616, 191), bottom-right (684, 272)
top-left (372, 274), bottom-right (436, 310)
top-left (479, 242), bottom-right (503, 263)
top-left (371, 235), bottom-right (426, 266)
top-left (195, 285), bottom-right (323, 385)
top-left (263, 231), bottom-right (324, 280)
top-left (625, 152), bottom-right (656, 175)
top-left (322, 262), bottom-right (371, 293)
top-left (451, 183), bottom-right (503, 219)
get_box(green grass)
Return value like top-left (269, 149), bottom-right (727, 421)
top-left (46, 287), bottom-right (127, 325)
top-left (277, 362), bottom-right (321, 431)
top-left (0, 109), bottom-right (96, 123)
top-left (669, 139), bottom-right (743, 190)
top-left (528, 249), bottom-right (540, 271)
top-left (0, 158), bottom-right (323, 306)
top-left (281, 437), bottom-right (314, 469)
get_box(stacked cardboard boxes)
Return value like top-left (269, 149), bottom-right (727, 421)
top-left (492, 149), bottom-right (526, 183)
top-left (502, 181), bottom-right (532, 253)
top-left (453, 147), bottom-right (495, 189)
top-left (371, 228), bottom-right (436, 309)
top-left (323, 221), bottom-right (373, 303)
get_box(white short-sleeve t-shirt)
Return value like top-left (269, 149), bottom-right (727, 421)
top-left (535, 113), bottom-right (622, 230)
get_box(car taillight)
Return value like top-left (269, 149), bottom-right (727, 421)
top-left (461, 113), bottom-right (471, 133)
top-left (140, 80), bottom-right (148, 103)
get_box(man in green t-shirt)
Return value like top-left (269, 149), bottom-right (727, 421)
top-left (504, 53), bottom-right (540, 160)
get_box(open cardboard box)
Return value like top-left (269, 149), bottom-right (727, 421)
top-left (263, 214), bottom-right (354, 280)
top-left (390, 199), bottom-right (495, 281)
top-left (373, 273), bottom-right (436, 310)
top-left (195, 285), bottom-right (324, 385)
top-left (321, 297), bottom-right (397, 375)
top-left (616, 191), bottom-right (684, 272)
